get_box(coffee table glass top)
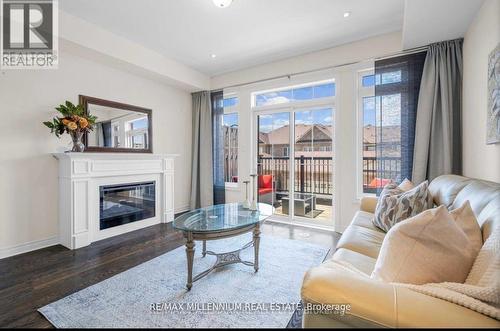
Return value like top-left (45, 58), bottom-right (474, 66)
top-left (173, 203), bottom-right (273, 233)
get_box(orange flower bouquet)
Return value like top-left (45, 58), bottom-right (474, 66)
top-left (43, 101), bottom-right (97, 152)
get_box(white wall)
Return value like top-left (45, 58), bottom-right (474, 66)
top-left (215, 32), bottom-right (402, 232)
top-left (211, 32), bottom-right (402, 90)
top-left (462, 0), bottom-right (500, 183)
top-left (0, 48), bottom-right (192, 256)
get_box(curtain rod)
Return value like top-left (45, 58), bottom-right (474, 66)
top-left (213, 45), bottom-right (428, 91)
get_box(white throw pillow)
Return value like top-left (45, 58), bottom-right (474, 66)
top-left (371, 203), bottom-right (482, 285)
top-left (373, 181), bottom-right (430, 232)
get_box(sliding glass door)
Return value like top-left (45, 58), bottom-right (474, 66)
top-left (257, 112), bottom-right (290, 218)
top-left (256, 107), bottom-right (334, 227)
top-left (293, 108), bottom-right (333, 226)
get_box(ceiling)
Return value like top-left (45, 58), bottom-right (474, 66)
top-left (402, 0), bottom-right (484, 49)
top-left (60, 0), bottom-right (405, 76)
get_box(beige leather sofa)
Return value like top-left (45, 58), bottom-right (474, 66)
top-left (301, 175), bottom-right (500, 328)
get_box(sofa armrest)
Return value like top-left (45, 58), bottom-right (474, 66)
top-left (301, 264), bottom-right (500, 328)
top-left (360, 196), bottom-right (378, 213)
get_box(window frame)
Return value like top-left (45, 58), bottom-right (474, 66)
top-left (222, 94), bottom-right (240, 189)
top-left (356, 69), bottom-right (376, 199)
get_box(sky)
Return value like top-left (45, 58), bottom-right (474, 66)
top-left (258, 108), bottom-right (333, 133)
top-left (222, 71), bottom-right (402, 131)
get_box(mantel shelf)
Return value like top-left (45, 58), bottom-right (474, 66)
top-left (52, 152), bottom-right (179, 160)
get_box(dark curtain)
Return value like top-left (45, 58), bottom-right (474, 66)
top-left (190, 91), bottom-right (214, 209)
top-left (412, 39), bottom-right (463, 183)
top-left (374, 51), bottom-right (427, 193)
top-left (211, 91), bottom-right (226, 205)
top-left (101, 121), bottom-right (112, 147)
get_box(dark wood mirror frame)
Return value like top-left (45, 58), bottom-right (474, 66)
top-left (79, 95), bottom-right (153, 153)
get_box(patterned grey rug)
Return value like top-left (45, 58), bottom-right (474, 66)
top-left (39, 234), bottom-right (328, 328)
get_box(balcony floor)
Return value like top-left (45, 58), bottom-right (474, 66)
top-left (274, 200), bottom-right (333, 228)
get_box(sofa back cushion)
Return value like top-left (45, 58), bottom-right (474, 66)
top-left (429, 175), bottom-right (500, 242)
top-left (258, 175), bottom-right (273, 189)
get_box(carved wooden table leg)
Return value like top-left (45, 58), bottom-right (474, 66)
top-left (253, 223), bottom-right (261, 273)
top-left (185, 232), bottom-right (195, 290)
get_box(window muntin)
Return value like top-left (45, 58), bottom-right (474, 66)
top-left (254, 81), bottom-right (335, 107)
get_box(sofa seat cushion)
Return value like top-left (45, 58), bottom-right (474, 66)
top-left (331, 248), bottom-right (377, 276)
top-left (258, 188), bottom-right (273, 195)
top-left (336, 216), bottom-right (386, 259)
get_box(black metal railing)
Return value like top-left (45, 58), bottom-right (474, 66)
top-left (362, 156), bottom-right (401, 193)
top-left (258, 156), bottom-right (401, 195)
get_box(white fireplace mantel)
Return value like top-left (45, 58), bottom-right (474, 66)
top-left (53, 152), bottom-right (178, 249)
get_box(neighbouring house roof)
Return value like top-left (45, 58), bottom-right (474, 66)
top-left (259, 124), bottom-right (400, 145)
top-left (363, 124), bottom-right (401, 144)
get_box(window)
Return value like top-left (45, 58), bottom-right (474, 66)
top-left (283, 146), bottom-right (289, 157)
top-left (222, 98), bottom-right (239, 184)
top-left (222, 96), bottom-right (238, 108)
top-left (359, 75), bottom-right (404, 194)
top-left (358, 52), bottom-right (426, 195)
top-left (125, 117), bottom-right (148, 149)
top-left (358, 70), bottom-right (377, 194)
top-left (253, 81), bottom-right (335, 107)
top-left (361, 71), bottom-right (402, 87)
top-left (359, 70), bottom-right (406, 194)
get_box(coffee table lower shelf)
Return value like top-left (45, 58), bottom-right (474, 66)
top-left (181, 223), bottom-right (261, 290)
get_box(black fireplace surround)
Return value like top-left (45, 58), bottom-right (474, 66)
top-left (99, 181), bottom-right (156, 230)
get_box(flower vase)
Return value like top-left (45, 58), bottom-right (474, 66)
top-left (70, 131), bottom-right (85, 152)
top-left (250, 174), bottom-right (258, 211)
top-left (243, 180), bottom-right (251, 209)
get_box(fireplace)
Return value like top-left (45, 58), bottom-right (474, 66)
top-left (99, 181), bottom-right (156, 230)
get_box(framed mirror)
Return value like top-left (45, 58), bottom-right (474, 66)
top-left (79, 95), bottom-right (153, 153)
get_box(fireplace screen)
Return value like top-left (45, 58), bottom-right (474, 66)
top-left (99, 181), bottom-right (156, 230)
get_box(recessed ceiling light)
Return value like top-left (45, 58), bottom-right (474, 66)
top-left (211, 54), bottom-right (217, 59)
top-left (213, 0), bottom-right (233, 8)
top-left (343, 11), bottom-right (351, 18)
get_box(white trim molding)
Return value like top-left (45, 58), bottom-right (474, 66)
top-left (0, 236), bottom-right (59, 260)
top-left (53, 153), bottom-right (178, 250)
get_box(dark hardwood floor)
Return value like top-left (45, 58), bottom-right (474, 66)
top-left (0, 221), bottom-right (340, 328)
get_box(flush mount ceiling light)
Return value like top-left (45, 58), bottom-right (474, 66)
top-left (211, 54), bottom-right (217, 59)
top-left (212, 0), bottom-right (233, 8)
top-left (343, 11), bottom-right (351, 18)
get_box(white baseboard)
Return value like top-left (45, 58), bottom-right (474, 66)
top-left (0, 206), bottom-right (191, 260)
top-left (174, 205), bottom-right (190, 214)
top-left (0, 236), bottom-right (59, 260)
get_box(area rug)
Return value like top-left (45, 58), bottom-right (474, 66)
top-left (39, 234), bottom-right (328, 328)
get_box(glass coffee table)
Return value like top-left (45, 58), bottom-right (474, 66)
top-left (173, 203), bottom-right (273, 290)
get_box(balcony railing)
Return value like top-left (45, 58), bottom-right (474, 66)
top-left (257, 156), bottom-right (401, 195)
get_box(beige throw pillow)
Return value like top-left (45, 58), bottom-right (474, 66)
top-left (398, 178), bottom-right (415, 191)
top-left (373, 181), bottom-right (430, 232)
top-left (371, 202), bottom-right (482, 285)
top-left (450, 201), bottom-right (483, 253)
